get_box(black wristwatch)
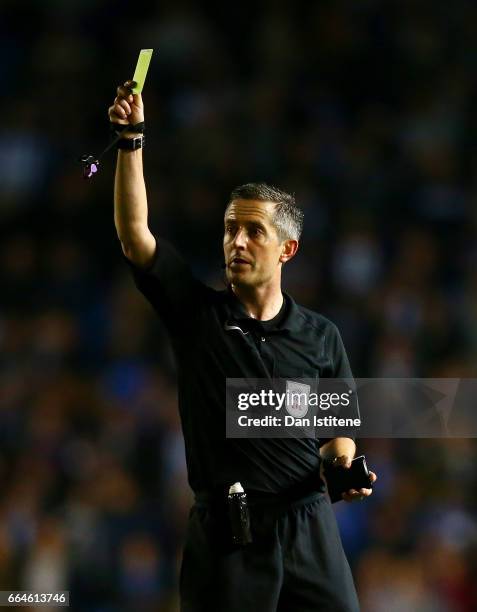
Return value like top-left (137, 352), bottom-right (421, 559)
top-left (116, 134), bottom-right (145, 150)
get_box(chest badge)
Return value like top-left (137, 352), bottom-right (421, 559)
top-left (285, 380), bottom-right (310, 418)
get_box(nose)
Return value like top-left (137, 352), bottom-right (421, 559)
top-left (232, 227), bottom-right (247, 249)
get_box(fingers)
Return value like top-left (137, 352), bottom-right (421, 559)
top-left (342, 486), bottom-right (373, 503)
top-left (116, 81), bottom-right (143, 105)
top-left (109, 79), bottom-right (145, 125)
top-left (342, 491), bottom-right (364, 502)
top-left (110, 82), bottom-right (133, 124)
top-left (116, 80), bottom-right (136, 99)
top-left (114, 97), bottom-right (132, 118)
top-left (342, 471), bottom-right (377, 502)
top-left (108, 104), bottom-right (128, 125)
top-left (110, 80), bottom-right (144, 124)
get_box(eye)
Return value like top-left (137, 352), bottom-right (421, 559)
top-left (251, 227), bottom-right (263, 237)
top-left (225, 224), bottom-right (235, 234)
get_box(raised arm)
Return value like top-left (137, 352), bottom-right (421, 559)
top-left (109, 80), bottom-right (156, 268)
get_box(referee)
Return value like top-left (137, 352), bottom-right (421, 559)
top-left (109, 81), bottom-right (377, 612)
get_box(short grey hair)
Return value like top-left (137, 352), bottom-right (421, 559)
top-left (227, 182), bottom-right (304, 241)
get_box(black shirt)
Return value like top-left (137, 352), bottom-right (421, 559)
top-left (128, 238), bottom-right (355, 494)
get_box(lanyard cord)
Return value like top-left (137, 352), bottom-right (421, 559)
top-left (79, 122), bottom-right (145, 179)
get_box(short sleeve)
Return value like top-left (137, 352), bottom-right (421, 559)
top-left (328, 323), bottom-right (353, 379)
top-left (324, 323), bottom-right (359, 443)
top-left (124, 236), bottom-right (203, 331)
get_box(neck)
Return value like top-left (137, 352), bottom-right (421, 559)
top-left (231, 279), bottom-right (284, 321)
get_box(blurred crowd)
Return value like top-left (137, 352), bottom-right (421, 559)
top-left (1, 0), bottom-right (477, 610)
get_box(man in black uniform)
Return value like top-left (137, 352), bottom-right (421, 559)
top-left (109, 81), bottom-right (376, 612)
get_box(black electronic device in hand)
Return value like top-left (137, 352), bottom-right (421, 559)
top-left (323, 455), bottom-right (373, 503)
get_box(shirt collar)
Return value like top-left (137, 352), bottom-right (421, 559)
top-left (225, 286), bottom-right (303, 333)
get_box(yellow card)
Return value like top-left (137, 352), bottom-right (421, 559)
top-left (131, 49), bottom-right (153, 94)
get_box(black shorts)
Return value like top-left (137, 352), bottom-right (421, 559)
top-left (180, 492), bottom-right (360, 612)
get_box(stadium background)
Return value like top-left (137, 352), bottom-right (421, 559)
top-left (1, 0), bottom-right (477, 610)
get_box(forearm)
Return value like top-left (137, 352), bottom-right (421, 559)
top-left (114, 148), bottom-right (148, 244)
top-left (319, 438), bottom-right (356, 461)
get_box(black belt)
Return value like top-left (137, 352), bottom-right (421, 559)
top-left (195, 479), bottom-right (326, 511)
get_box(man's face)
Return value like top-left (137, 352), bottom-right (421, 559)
top-left (223, 199), bottom-right (285, 288)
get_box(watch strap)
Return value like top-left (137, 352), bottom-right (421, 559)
top-left (117, 134), bottom-right (145, 150)
top-left (110, 122), bottom-right (145, 137)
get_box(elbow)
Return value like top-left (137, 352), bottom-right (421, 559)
top-left (120, 240), bottom-right (146, 267)
top-left (120, 240), bottom-right (136, 261)
top-left (119, 232), bottom-right (156, 268)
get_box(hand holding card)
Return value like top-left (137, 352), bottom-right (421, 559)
top-left (323, 455), bottom-right (376, 503)
top-left (80, 49), bottom-right (154, 179)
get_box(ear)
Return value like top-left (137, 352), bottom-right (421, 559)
top-left (279, 239), bottom-right (298, 264)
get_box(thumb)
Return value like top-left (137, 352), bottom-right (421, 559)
top-left (334, 455), bottom-right (352, 469)
top-left (132, 92), bottom-right (143, 109)
top-left (123, 80), bottom-right (144, 107)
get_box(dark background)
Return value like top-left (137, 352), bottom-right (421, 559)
top-left (1, 0), bottom-right (477, 610)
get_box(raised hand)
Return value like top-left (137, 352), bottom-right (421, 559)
top-left (108, 80), bottom-right (144, 127)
